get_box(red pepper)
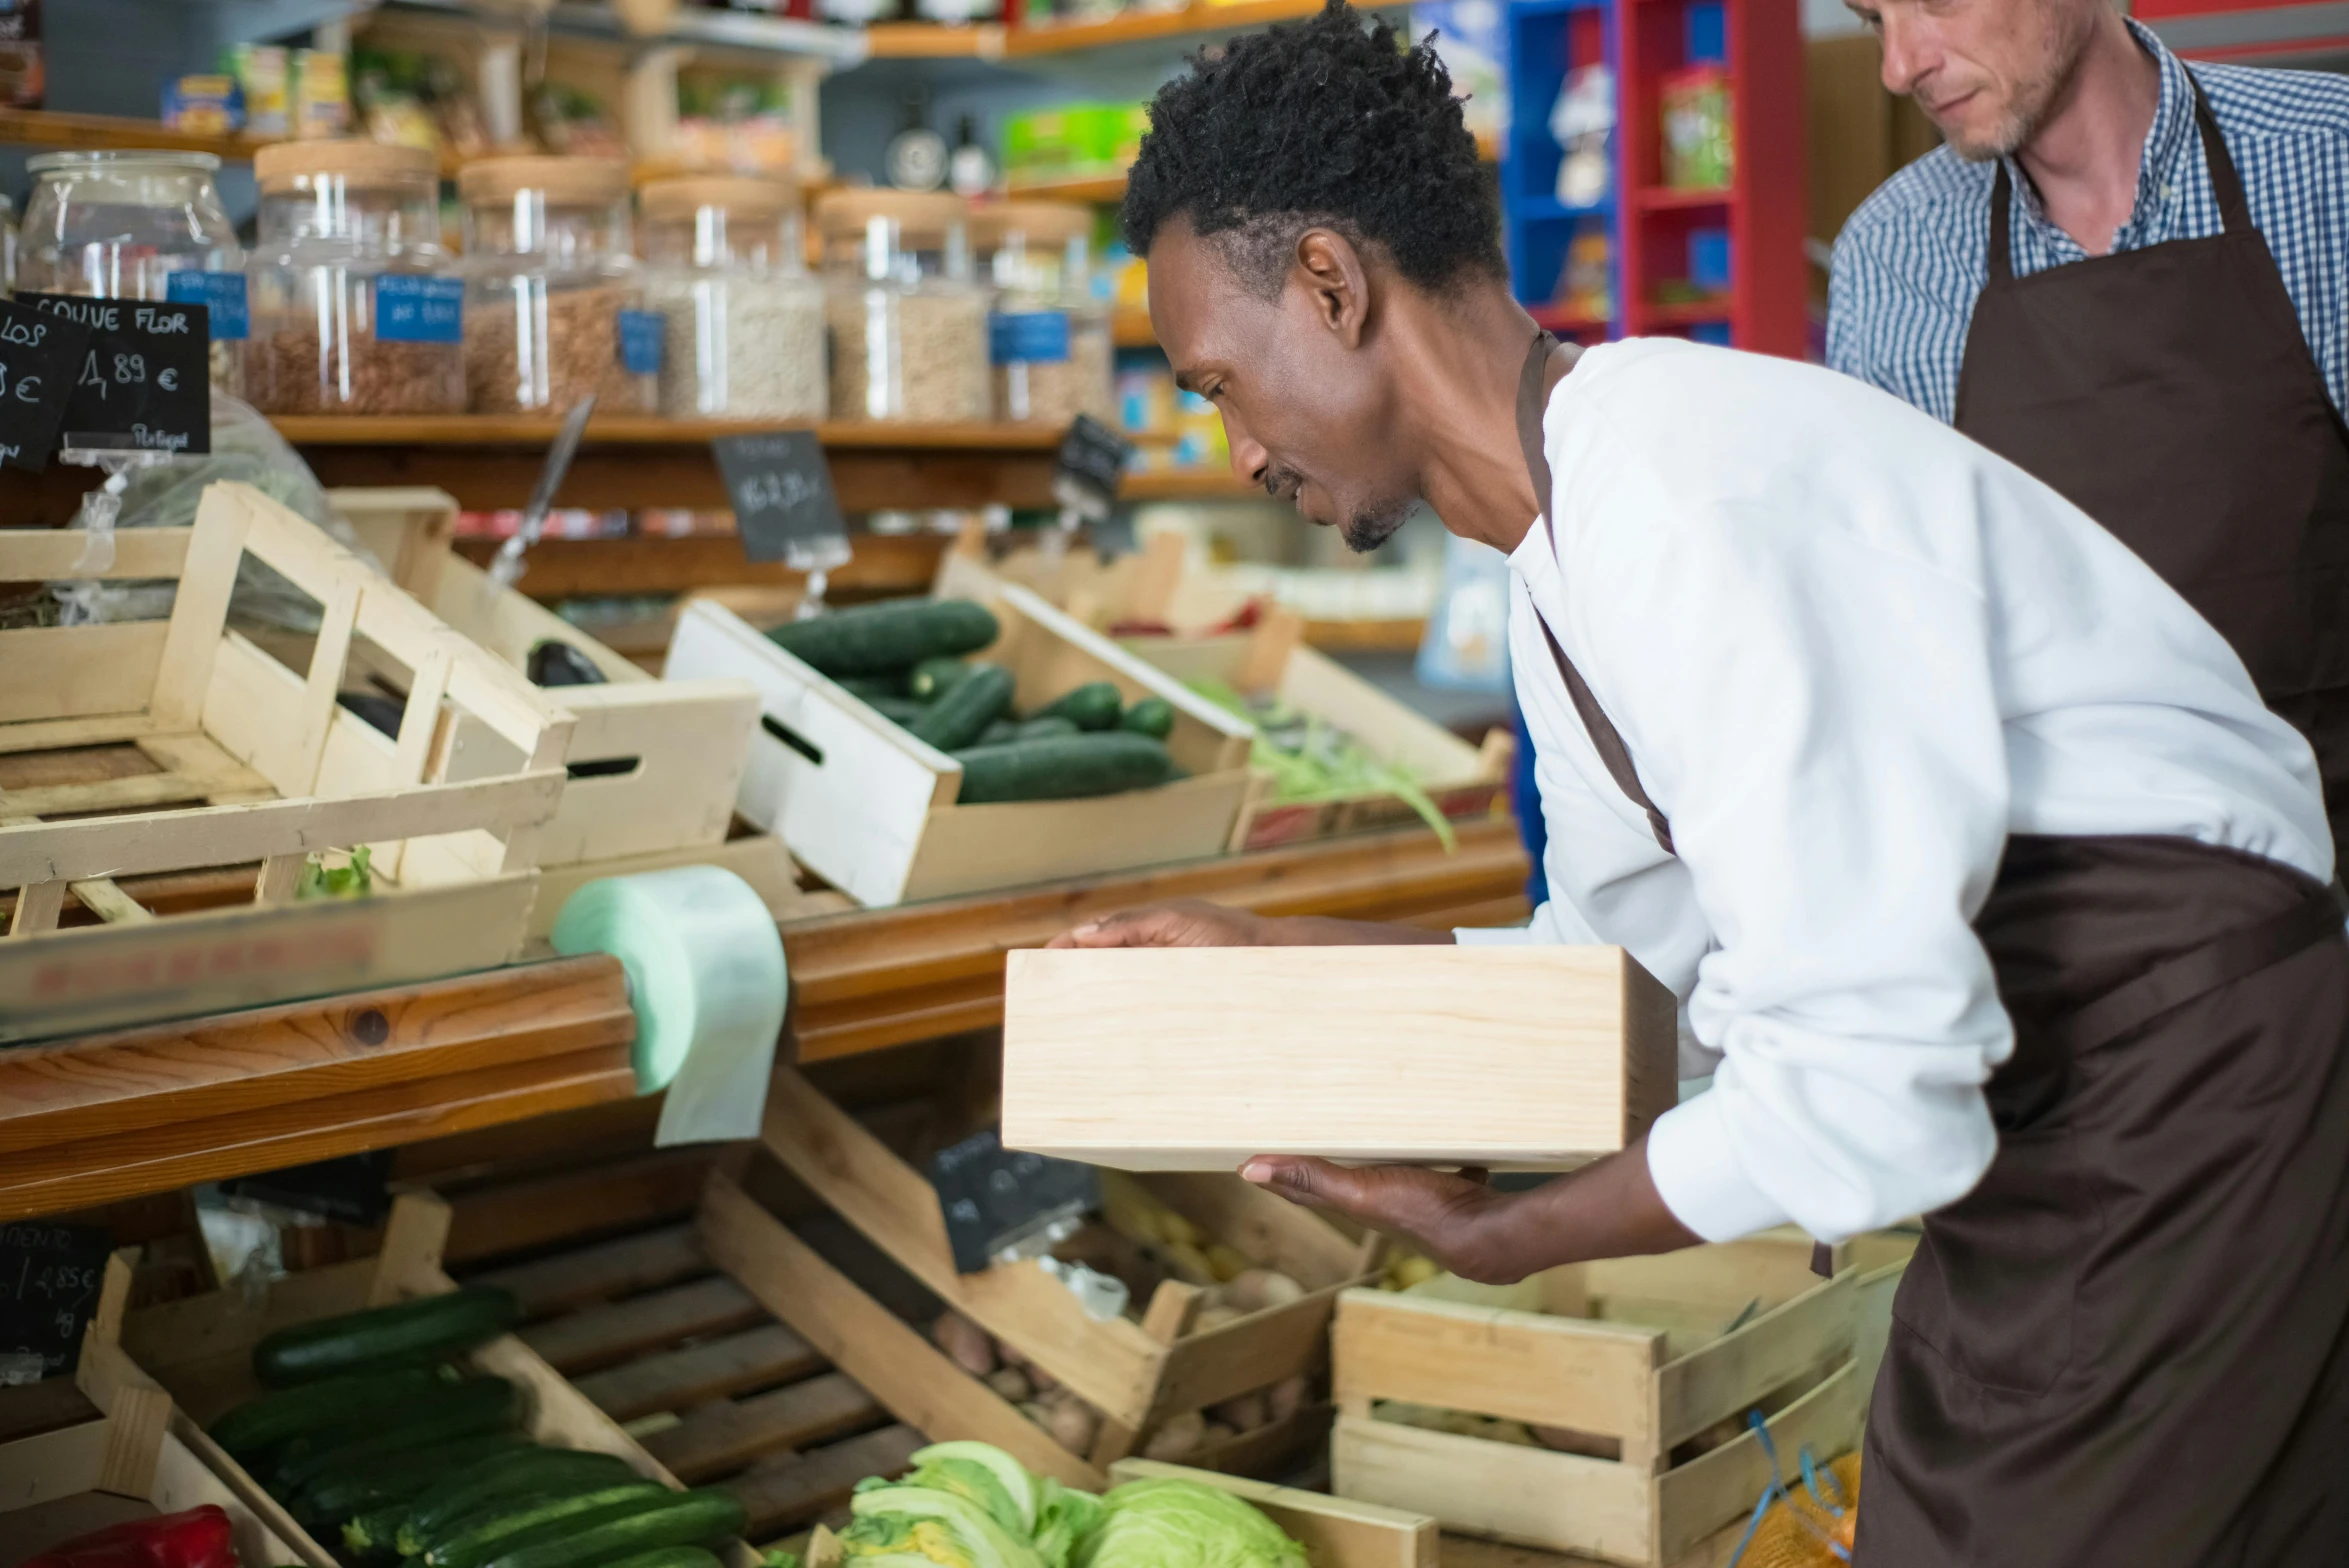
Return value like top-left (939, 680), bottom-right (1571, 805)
top-left (20, 1505), bottom-right (239, 1568)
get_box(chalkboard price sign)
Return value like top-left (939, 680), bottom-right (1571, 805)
top-left (1052, 414), bottom-right (1134, 524)
top-left (711, 430), bottom-right (848, 567)
top-left (0, 1219), bottom-right (113, 1378)
top-left (928, 1127), bottom-right (1101, 1275)
top-left (0, 298), bottom-right (91, 472)
top-left (20, 292), bottom-right (213, 456)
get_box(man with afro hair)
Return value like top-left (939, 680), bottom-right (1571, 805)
top-left (1053, 4), bottom-right (2349, 1562)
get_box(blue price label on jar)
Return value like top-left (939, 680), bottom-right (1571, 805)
top-left (990, 311), bottom-right (1072, 366)
top-left (373, 274), bottom-right (464, 344)
top-left (164, 270), bottom-right (248, 341)
top-left (618, 309), bottom-right (665, 376)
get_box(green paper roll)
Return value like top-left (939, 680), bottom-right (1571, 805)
top-left (550, 866), bottom-right (787, 1143)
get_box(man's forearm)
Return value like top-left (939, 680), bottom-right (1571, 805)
top-left (1456, 1140), bottom-right (1699, 1279)
top-left (1264, 915), bottom-right (1456, 945)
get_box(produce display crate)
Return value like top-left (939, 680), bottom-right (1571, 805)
top-left (663, 564), bottom-right (1256, 907)
top-left (0, 482), bottom-right (572, 1042)
top-left (328, 487), bottom-right (802, 939)
top-left (1124, 610), bottom-right (1512, 851)
top-left (87, 1190), bottom-right (761, 1568)
top-left (948, 531), bottom-right (1249, 640)
top-left (1329, 1238), bottom-right (1901, 1568)
top-left (755, 1069), bottom-right (1381, 1471)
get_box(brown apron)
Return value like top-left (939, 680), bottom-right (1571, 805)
top-left (1953, 74), bottom-right (2349, 856)
top-left (1515, 330), bottom-right (2349, 1564)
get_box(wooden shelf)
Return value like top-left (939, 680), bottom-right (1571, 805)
top-left (450, 529), bottom-right (948, 601)
top-left (270, 415), bottom-right (1064, 450)
top-left (1124, 469), bottom-right (1256, 501)
top-left (864, 20), bottom-right (1007, 55)
top-left (1008, 129), bottom-right (1496, 205)
top-left (384, 0), bottom-right (864, 63)
top-left (0, 108), bottom-right (270, 159)
top-left (1004, 0), bottom-right (1406, 55)
top-left (1112, 307), bottom-right (1158, 347)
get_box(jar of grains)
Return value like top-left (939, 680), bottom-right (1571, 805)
top-left (19, 150), bottom-right (247, 395)
top-left (638, 175), bottom-right (825, 421)
top-left (458, 156), bottom-right (657, 415)
top-left (974, 201), bottom-right (1113, 427)
top-left (244, 141), bottom-right (464, 415)
top-left (816, 188), bottom-right (988, 423)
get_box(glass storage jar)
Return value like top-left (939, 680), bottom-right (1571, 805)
top-left (19, 150), bottom-right (246, 394)
top-left (974, 200), bottom-right (1112, 427)
top-left (816, 188), bottom-right (987, 424)
top-left (244, 140), bottom-right (463, 415)
top-left (458, 155), bottom-right (655, 415)
top-left (638, 174), bottom-right (825, 422)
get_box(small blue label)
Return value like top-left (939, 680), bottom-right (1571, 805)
top-left (164, 270), bottom-right (247, 340)
top-left (618, 309), bottom-right (665, 376)
top-left (990, 310), bottom-right (1071, 366)
top-left (373, 274), bottom-right (464, 344)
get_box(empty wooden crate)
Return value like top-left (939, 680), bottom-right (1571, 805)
top-left (1002, 946), bottom-right (1678, 1170)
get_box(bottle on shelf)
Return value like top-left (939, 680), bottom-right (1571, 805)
top-left (948, 116), bottom-right (997, 198)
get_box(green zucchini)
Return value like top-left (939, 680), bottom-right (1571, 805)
top-left (863, 694), bottom-right (929, 726)
top-left (1119, 696), bottom-right (1176, 739)
top-left (1031, 681), bottom-right (1123, 731)
top-left (909, 664), bottom-right (1014, 752)
top-left (210, 1366), bottom-right (458, 1460)
top-left (766, 599), bottom-right (999, 678)
top-left (581, 1550), bottom-right (723, 1568)
top-left (475, 1492), bottom-right (748, 1568)
top-left (907, 656), bottom-right (971, 702)
top-left (423, 1483), bottom-right (674, 1568)
top-left (835, 673), bottom-right (908, 701)
top-left (951, 733), bottom-right (1175, 804)
top-left (252, 1286), bottom-right (520, 1388)
top-left (346, 1501), bottom-right (415, 1559)
top-left (977, 719), bottom-right (1018, 745)
top-left (1012, 716), bottom-right (1080, 742)
top-left (299, 1431), bottom-right (531, 1523)
top-left (270, 1377), bottom-right (519, 1490)
top-left (399, 1450), bottom-right (641, 1556)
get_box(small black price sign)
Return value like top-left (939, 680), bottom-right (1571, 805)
top-left (0, 299), bottom-right (91, 472)
top-left (1053, 414), bottom-right (1135, 525)
top-left (928, 1126), bottom-right (1101, 1275)
top-left (0, 1219), bottom-right (112, 1378)
top-left (20, 292), bottom-right (212, 456)
top-left (711, 430), bottom-right (847, 565)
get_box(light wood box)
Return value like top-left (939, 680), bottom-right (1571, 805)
top-left (662, 575), bottom-right (1256, 908)
top-left (752, 1069), bottom-right (1378, 1466)
top-left (1331, 1244), bottom-right (1909, 1568)
top-left (89, 1193), bottom-right (757, 1568)
top-left (1001, 946), bottom-right (1678, 1170)
top-left (0, 482), bottom-right (572, 1043)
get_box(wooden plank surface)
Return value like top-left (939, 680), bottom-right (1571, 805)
top-left (450, 533), bottom-right (948, 601)
top-left (521, 1276), bottom-right (768, 1375)
top-left (471, 1223), bottom-right (708, 1319)
top-left (726, 1423), bottom-right (927, 1540)
top-left (575, 1324), bottom-right (827, 1424)
top-left (644, 1371), bottom-right (883, 1482)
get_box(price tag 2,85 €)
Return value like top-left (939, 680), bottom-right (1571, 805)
top-left (19, 292), bottom-right (213, 455)
top-left (0, 1219), bottom-right (112, 1378)
top-left (0, 298), bottom-right (92, 472)
top-left (711, 429), bottom-right (848, 568)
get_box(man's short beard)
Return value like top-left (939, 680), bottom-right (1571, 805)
top-left (1945, 0), bottom-right (2099, 160)
top-left (1341, 498), bottom-right (1414, 554)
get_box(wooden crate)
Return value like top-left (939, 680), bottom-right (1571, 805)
top-left (0, 481), bottom-right (573, 1042)
top-left (1123, 610), bottom-right (1512, 852)
top-left (1329, 1240), bottom-right (1892, 1568)
top-left (1001, 946), bottom-right (1677, 1171)
top-left (758, 1069), bottom-right (1379, 1462)
top-left (92, 1191), bottom-right (759, 1568)
top-left (663, 571), bottom-right (1256, 907)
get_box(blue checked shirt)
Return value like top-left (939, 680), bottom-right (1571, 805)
top-left (1827, 20), bottom-right (2349, 423)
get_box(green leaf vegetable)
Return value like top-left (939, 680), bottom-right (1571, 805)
top-left (837, 1487), bottom-right (1045, 1568)
top-left (295, 843), bottom-right (374, 901)
top-left (1071, 1480), bottom-right (1309, 1568)
top-left (1187, 678), bottom-right (1455, 851)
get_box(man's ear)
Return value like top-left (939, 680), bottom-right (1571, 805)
top-left (1293, 228), bottom-right (1371, 347)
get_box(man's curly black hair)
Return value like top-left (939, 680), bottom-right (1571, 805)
top-left (1122, 0), bottom-right (1504, 299)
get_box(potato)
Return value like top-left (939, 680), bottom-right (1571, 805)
top-left (1026, 1363), bottom-right (1059, 1394)
top-left (1220, 1269), bottom-right (1307, 1314)
top-left (1193, 1305), bottom-right (1244, 1333)
top-left (1041, 1392), bottom-right (1100, 1454)
top-left (1211, 1391), bottom-right (1269, 1432)
top-left (987, 1366), bottom-right (1033, 1403)
top-left (1200, 1421), bottom-right (1237, 1447)
top-left (1267, 1375), bottom-right (1310, 1421)
top-left (933, 1312), bottom-right (995, 1377)
top-left (1141, 1409), bottom-right (1206, 1462)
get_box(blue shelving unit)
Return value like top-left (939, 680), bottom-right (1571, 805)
top-left (1499, 0), bottom-right (1619, 339)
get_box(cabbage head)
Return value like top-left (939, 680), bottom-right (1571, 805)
top-left (1071, 1480), bottom-right (1308, 1568)
top-left (840, 1486), bottom-right (1047, 1568)
top-left (1033, 1478), bottom-right (1108, 1568)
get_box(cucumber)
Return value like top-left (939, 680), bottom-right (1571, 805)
top-left (210, 1366), bottom-right (458, 1459)
top-left (270, 1377), bottom-right (519, 1490)
top-left (766, 599), bottom-right (998, 678)
top-left (580, 1550), bottom-right (723, 1568)
top-left (907, 656), bottom-right (971, 702)
top-left (299, 1431), bottom-right (531, 1523)
top-left (835, 673), bottom-right (908, 701)
top-left (346, 1502), bottom-right (415, 1559)
top-left (910, 664), bottom-right (1014, 752)
top-left (863, 694), bottom-right (928, 726)
top-left (977, 719), bottom-right (1018, 745)
top-left (1012, 716), bottom-right (1079, 742)
top-left (423, 1483), bottom-right (674, 1568)
top-left (252, 1286), bottom-right (520, 1388)
top-left (475, 1492), bottom-right (748, 1568)
top-left (400, 1450), bottom-right (642, 1556)
top-left (951, 734), bottom-right (1175, 804)
top-left (1031, 681), bottom-right (1123, 731)
top-left (1119, 696), bottom-right (1176, 739)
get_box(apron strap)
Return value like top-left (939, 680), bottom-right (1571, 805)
top-left (1516, 329), bottom-right (1677, 856)
top-left (1988, 160), bottom-right (2017, 285)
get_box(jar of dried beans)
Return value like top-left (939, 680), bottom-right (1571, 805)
top-left (974, 201), bottom-right (1112, 428)
top-left (458, 156), bottom-right (657, 416)
top-left (243, 141), bottom-right (463, 416)
top-left (816, 189), bottom-right (987, 424)
top-left (638, 175), bottom-right (824, 422)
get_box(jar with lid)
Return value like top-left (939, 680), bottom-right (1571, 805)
top-left (244, 140), bottom-right (463, 415)
top-left (816, 189), bottom-right (988, 424)
top-left (975, 200), bottom-right (1112, 427)
top-left (638, 175), bottom-right (825, 422)
top-left (19, 150), bottom-right (246, 395)
top-left (458, 155), bottom-right (656, 415)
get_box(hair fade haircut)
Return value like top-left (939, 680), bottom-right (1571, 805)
top-left (1121, 0), bottom-right (1506, 298)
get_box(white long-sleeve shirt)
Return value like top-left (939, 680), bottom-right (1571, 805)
top-left (1460, 338), bottom-right (2330, 1244)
